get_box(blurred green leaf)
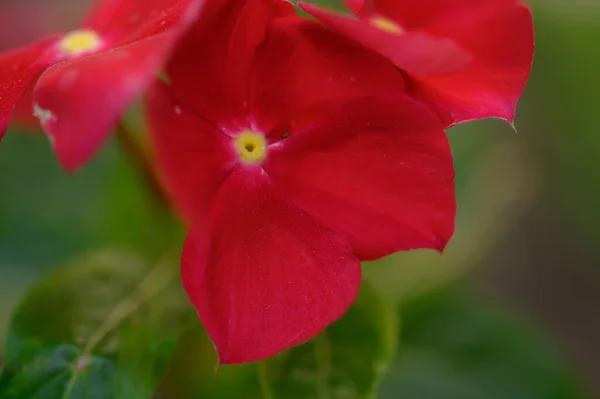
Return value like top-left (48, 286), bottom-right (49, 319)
top-left (377, 288), bottom-right (583, 399)
top-left (157, 327), bottom-right (264, 399)
top-left (0, 251), bottom-right (195, 399)
top-left (289, 0), bottom-right (347, 12)
top-left (261, 282), bottom-right (397, 399)
top-left (0, 132), bottom-right (184, 357)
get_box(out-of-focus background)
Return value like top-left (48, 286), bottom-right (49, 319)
top-left (0, 0), bottom-right (598, 398)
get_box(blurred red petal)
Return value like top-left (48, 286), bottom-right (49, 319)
top-left (301, 2), bottom-right (472, 77)
top-left (11, 84), bottom-right (40, 130)
top-left (0, 37), bottom-right (57, 140)
top-left (302, 0), bottom-right (534, 126)
top-left (372, 0), bottom-right (516, 30)
top-left (33, 33), bottom-right (180, 171)
top-left (83, 0), bottom-right (202, 45)
top-left (344, 0), bottom-right (364, 13)
top-left (182, 165), bottom-right (361, 364)
top-left (406, 4), bottom-right (534, 125)
top-left (264, 94), bottom-right (455, 260)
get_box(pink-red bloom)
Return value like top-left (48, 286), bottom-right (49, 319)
top-left (301, 0), bottom-right (534, 126)
top-left (148, 0), bottom-right (455, 364)
top-left (0, 0), bottom-right (202, 170)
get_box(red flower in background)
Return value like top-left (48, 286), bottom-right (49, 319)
top-left (0, 0), bottom-right (202, 170)
top-left (0, 0), bottom-right (88, 129)
top-left (301, 0), bottom-right (534, 126)
top-left (148, 0), bottom-right (455, 364)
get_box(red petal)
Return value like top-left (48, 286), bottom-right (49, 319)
top-left (302, 1), bottom-right (534, 126)
top-left (12, 84), bottom-right (40, 130)
top-left (301, 2), bottom-right (472, 77)
top-left (371, 0), bottom-right (516, 30)
top-left (344, 0), bottom-right (364, 13)
top-left (264, 95), bottom-right (456, 260)
top-left (406, 4), bottom-right (534, 125)
top-left (82, 0), bottom-right (202, 45)
top-left (0, 38), bottom-right (56, 139)
top-left (166, 0), bottom-right (295, 132)
top-left (182, 165), bottom-right (361, 364)
top-left (33, 33), bottom-right (179, 171)
top-left (250, 16), bottom-right (406, 134)
top-left (146, 81), bottom-right (236, 223)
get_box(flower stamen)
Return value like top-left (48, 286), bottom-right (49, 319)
top-left (370, 16), bottom-right (404, 35)
top-left (234, 131), bottom-right (267, 164)
top-left (59, 30), bottom-right (103, 56)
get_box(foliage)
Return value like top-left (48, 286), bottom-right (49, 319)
top-left (0, 251), bottom-right (193, 399)
top-left (378, 288), bottom-right (583, 399)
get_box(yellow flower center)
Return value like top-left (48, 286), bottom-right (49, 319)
top-left (59, 30), bottom-right (103, 56)
top-left (370, 16), bottom-right (404, 35)
top-left (234, 131), bottom-right (267, 164)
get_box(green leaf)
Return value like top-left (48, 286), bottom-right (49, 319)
top-left (261, 282), bottom-right (397, 399)
top-left (377, 288), bottom-right (583, 399)
top-left (156, 327), bottom-right (265, 399)
top-left (0, 133), bottom-right (184, 354)
top-left (0, 250), bottom-right (195, 399)
top-left (288, 0), bottom-right (348, 12)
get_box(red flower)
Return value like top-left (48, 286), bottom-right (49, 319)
top-left (300, 0), bottom-right (534, 127)
top-left (147, 0), bottom-right (455, 364)
top-left (0, 0), bottom-right (202, 170)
